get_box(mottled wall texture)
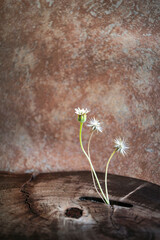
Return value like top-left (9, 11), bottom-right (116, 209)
top-left (0, 0), bottom-right (160, 185)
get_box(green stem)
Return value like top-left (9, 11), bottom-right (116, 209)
top-left (105, 149), bottom-right (117, 204)
top-left (88, 131), bottom-right (105, 203)
top-left (79, 122), bottom-right (109, 205)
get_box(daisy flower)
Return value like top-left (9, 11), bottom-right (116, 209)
top-left (114, 137), bottom-right (129, 156)
top-left (75, 107), bottom-right (90, 115)
top-left (87, 118), bottom-right (102, 132)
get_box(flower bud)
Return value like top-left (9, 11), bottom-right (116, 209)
top-left (78, 114), bottom-right (87, 123)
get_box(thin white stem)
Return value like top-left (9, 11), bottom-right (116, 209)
top-left (105, 149), bottom-right (117, 204)
top-left (88, 131), bottom-right (106, 203)
top-left (79, 122), bottom-right (109, 205)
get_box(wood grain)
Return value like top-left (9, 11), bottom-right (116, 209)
top-left (0, 171), bottom-right (159, 240)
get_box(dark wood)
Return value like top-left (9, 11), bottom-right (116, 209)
top-left (0, 171), bottom-right (160, 240)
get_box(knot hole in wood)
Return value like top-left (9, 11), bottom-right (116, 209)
top-left (65, 207), bottom-right (83, 219)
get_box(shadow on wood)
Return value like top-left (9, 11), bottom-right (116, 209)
top-left (0, 171), bottom-right (160, 240)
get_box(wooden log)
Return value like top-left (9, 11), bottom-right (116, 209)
top-left (0, 171), bottom-right (159, 240)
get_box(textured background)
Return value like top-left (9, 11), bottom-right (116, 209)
top-left (0, 0), bottom-right (160, 185)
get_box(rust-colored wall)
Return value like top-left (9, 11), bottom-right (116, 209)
top-left (0, 0), bottom-right (160, 185)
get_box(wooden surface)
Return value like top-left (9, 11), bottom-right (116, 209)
top-left (0, 171), bottom-right (160, 240)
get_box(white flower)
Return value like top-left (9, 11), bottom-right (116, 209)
top-left (87, 118), bottom-right (102, 132)
top-left (114, 137), bottom-right (129, 156)
top-left (75, 107), bottom-right (90, 115)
